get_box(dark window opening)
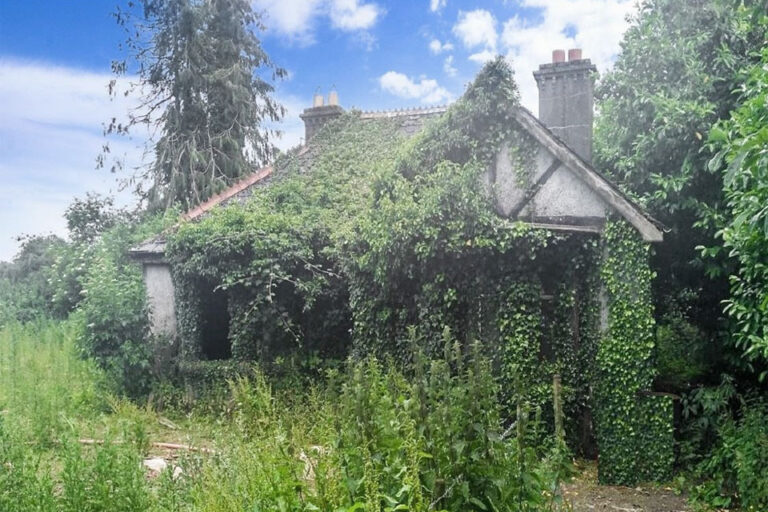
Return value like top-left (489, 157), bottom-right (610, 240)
top-left (200, 284), bottom-right (232, 360)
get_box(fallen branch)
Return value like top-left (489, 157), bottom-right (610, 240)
top-left (78, 438), bottom-right (217, 455)
top-left (152, 442), bottom-right (217, 455)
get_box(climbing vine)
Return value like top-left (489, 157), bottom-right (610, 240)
top-left (168, 112), bottom-right (404, 365)
top-left (344, 57), bottom-right (543, 359)
top-left (595, 218), bottom-right (673, 484)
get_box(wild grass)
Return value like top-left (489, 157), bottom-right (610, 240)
top-left (0, 321), bottom-right (570, 511)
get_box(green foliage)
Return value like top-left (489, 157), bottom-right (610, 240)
top-left (169, 112), bottom-right (405, 362)
top-left (683, 382), bottom-right (768, 511)
top-left (168, 60), bottom-right (672, 485)
top-left (0, 321), bottom-right (104, 448)
top-left (0, 417), bottom-right (56, 511)
top-left (655, 304), bottom-right (716, 391)
top-left (168, 57), bottom-right (550, 366)
top-left (48, 194), bottom-right (131, 317)
top-left (708, 42), bottom-right (768, 373)
top-left (0, 234), bottom-right (64, 324)
top-left (65, 192), bottom-right (127, 244)
top-left (75, 217), bottom-right (167, 397)
top-left (345, 57), bottom-right (545, 358)
top-left (498, 280), bottom-right (545, 409)
top-left (594, 219), bottom-right (673, 485)
top-left (635, 395), bottom-right (676, 482)
top-left (595, 0), bottom-right (768, 381)
top-left (198, 335), bottom-right (566, 512)
top-left (107, 0), bottom-right (286, 210)
top-left (59, 437), bottom-right (152, 512)
top-left (1, 319), bottom-right (572, 511)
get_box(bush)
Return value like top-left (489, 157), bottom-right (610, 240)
top-left (0, 234), bottom-right (64, 324)
top-left (690, 397), bottom-right (768, 511)
top-left (76, 216), bottom-right (167, 397)
top-left (77, 253), bottom-right (151, 398)
top-left (655, 308), bottom-right (714, 391)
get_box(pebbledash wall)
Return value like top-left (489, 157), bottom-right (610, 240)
top-left (142, 262), bottom-right (177, 337)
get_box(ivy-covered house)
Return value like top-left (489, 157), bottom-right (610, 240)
top-left (130, 50), bottom-right (673, 485)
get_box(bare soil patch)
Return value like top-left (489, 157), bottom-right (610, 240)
top-left (562, 461), bottom-right (690, 512)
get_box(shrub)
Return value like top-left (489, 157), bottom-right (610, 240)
top-left (690, 396), bottom-right (768, 511)
top-left (77, 252), bottom-right (151, 398)
top-left (655, 309), bottom-right (713, 391)
top-left (0, 234), bottom-right (64, 324)
top-left (76, 216), bottom-right (167, 397)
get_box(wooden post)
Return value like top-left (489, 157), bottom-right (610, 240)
top-left (553, 373), bottom-right (564, 442)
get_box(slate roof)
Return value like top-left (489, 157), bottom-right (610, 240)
top-left (130, 103), bottom-right (663, 260)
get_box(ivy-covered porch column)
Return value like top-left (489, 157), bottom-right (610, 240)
top-left (594, 218), bottom-right (675, 485)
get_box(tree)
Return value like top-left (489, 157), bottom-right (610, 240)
top-left (64, 193), bottom-right (126, 244)
top-left (106, 0), bottom-right (286, 211)
top-left (0, 234), bottom-right (64, 323)
top-left (594, 0), bottom-right (767, 382)
top-left (708, 42), bottom-right (768, 375)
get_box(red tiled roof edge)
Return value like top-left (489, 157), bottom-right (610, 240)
top-left (182, 165), bottom-right (273, 221)
top-left (181, 146), bottom-right (312, 222)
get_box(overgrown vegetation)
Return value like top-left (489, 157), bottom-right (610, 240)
top-left (594, 219), bottom-right (673, 484)
top-left (708, 44), bottom-right (768, 374)
top-left (594, 0), bottom-right (768, 506)
top-left (167, 58), bottom-right (672, 486)
top-left (4, 0), bottom-right (768, 508)
top-left (0, 321), bottom-right (573, 511)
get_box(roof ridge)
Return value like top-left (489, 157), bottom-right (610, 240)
top-left (360, 104), bottom-right (449, 118)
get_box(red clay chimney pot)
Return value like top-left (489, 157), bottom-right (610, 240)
top-left (552, 49), bottom-right (566, 63)
top-left (568, 48), bottom-right (582, 61)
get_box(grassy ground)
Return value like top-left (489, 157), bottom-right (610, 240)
top-left (0, 321), bottom-right (691, 511)
top-left (0, 321), bottom-right (550, 511)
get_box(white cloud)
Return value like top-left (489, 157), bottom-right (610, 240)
top-left (469, 50), bottom-right (496, 64)
top-left (430, 0), bottom-right (446, 13)
top-left (253, 0), bottom-right (324, 43)
top-left (330, 0), bottom-right (382, 31)
top-left (500, 0), bottom-right (637, 113)
top-left (0, 60), bottom-right (143, 261)
top-left (379, 71), bottom-right (453, 104)
top-left (254, 0), bottom-right (383, 43)
top-left (453, 9), bottom-right (497, 52)
top-left (429, 38), bottom-right (454, 54)
top-left (443, 55), bottom-right (457, 77)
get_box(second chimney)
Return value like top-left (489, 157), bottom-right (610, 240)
top-left (300, 92), bottom-right (344, 142)
top-left (533, 49), bottom-right (597, 162)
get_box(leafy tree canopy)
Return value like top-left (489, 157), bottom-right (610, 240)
top-left (708, 40), bottom-right (768, 375)
top-left (594, 0), bottom-right (767, 376)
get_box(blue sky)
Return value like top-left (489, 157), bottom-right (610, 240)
top-left (0, 0), bottom-right (636, 261)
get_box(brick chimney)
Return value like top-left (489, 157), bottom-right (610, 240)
top-left (533, 49), bottom-right (597, 162)
top-left (300, 91), bottom-right (343, 142)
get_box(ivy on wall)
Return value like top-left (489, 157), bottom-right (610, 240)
top-left (168, 112), bottom-right (404, 365)
top-left (496, 238), bottom-right (601, 452)
top-left (595, 218), bottom-right (673, 485)
top-left (636, 394), bottom-right (676, 482)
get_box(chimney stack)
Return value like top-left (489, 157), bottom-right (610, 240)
top-left (533, 48), bottom-right (597, 162)
top-left (300, 90), bottom-right (343, 142)
top-left (328, 88), bottom-right (339, 106)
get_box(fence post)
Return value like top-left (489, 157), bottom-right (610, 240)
top-left (553, 373), bottom-right (564, 442)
